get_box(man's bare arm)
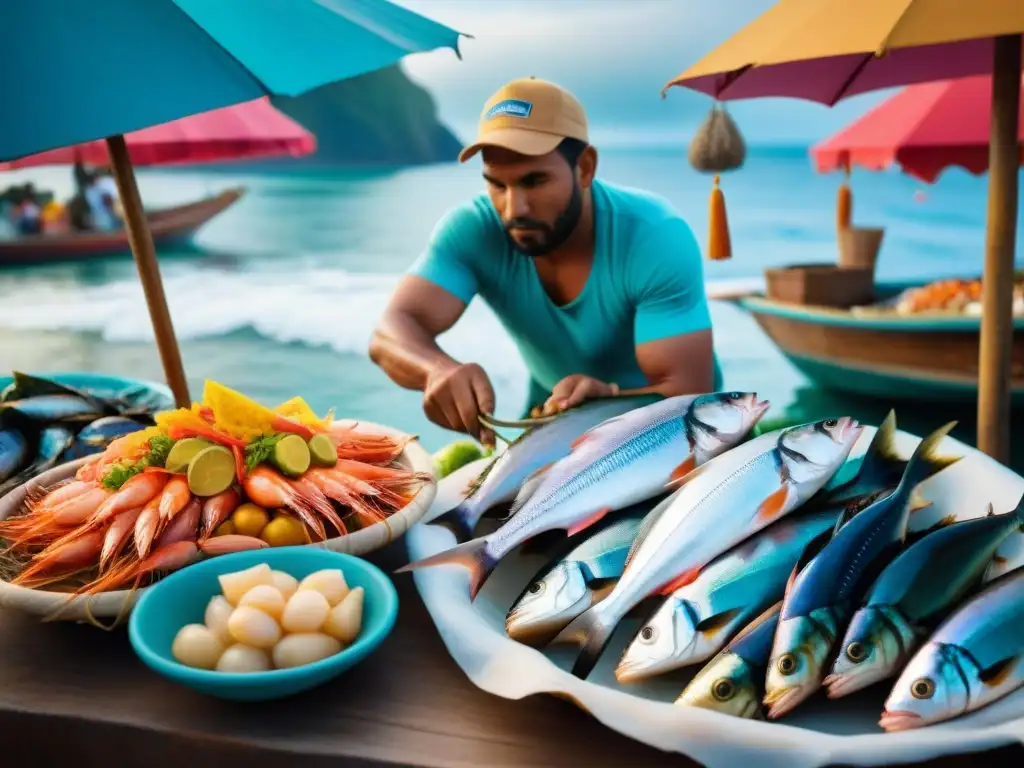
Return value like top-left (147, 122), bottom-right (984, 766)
top-left (369, 276), bottom-right (468, 390)
top-left (628, 328), bottom-right (716, 397)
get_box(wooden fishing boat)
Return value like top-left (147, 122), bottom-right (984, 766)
top-left (0, 186), bottom-right (244, 266)
top-left (729, 281), bottom-right (1024, 405)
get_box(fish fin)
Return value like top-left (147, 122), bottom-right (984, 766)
top-left (986, 503), bottom-right (996, 518)
top-left (979, 656), bottom-right (1019, 687)
top-left (394, 537), bottom-right (497, 601)
top-left (567, 507), bottom-right (611, 537)
top-left (786, 528), bottom-right (833, 595)
top-left (756, 485), bottom-right (794, 525)
top-left (856, 410), bottom-right (904, 486)
top-left (909, 492), bottom-right (933, 513)
top-left (570, 416), bottom-right (628, 452)
top-left (429, 505), bottom-right (475, 543)
top-left (659, 567), bottom-right (702, 595)
top-left (694, 607), bottom-right (743, 637)
top-left (897, 421), bottom-right (961, 495)
top-left (590, 579), bottom-right (618, 603)
top-left (993, 554), bottom-right (1009, 566)
top-left (622, 493), bottom-right (677, 573)
top-left (552, 607), bottom-right (615, 679)
top-left (667, 455), bottom-right (697, 484)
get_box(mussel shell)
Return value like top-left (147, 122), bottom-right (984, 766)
top-left (0, 428), bottom-right (29, 482)
top-left (0, 395), bottom-right (104, 424)
top-left (67, 416), bottom-right (147, 458)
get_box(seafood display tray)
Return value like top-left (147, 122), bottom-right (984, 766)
top-left (405, 427), bottom-right (1024, 768)
top-left (0, 421), bottom-right (437, 623)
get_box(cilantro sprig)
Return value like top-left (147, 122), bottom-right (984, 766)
top-left (244, 433), bottom-right (285, 472)
top-left (100, 434), bottom-right (176, 491)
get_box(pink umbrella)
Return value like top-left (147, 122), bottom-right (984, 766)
top-left (0, 97), bottom-right (315, 170)
top-left (811, 75), bottom-right (1024, 183)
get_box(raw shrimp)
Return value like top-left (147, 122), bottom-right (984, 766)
top-left (157, 476), bottom-right (191, 520)
top-left (27, 480), bottom-right (97, 512)
top-left (11, 531), bottom-right (104, 589)
top-left (198, 487), bottom-right (241, 541)
top-left (292, 476), bottom-right (348, 535)
top-left (100, 507), bottom-right (143, 572)
top-left (92, 472), bottom-right (168, 525)
top-left (334, 459), bottom-right (431, 486)
top-left (304, 468), bottom-right (385, 527)
top-left (133, 497), bottom-right (162, 559)
top-left (198, 535), bottom-right (269, 556)
top-left (79, 540), bottom-right (200, 596)
top-left (0, 485), bottom-right (111, 551)
top-left (154, 497), bottom-right (201, 551)
top-left (243, 466), bottom-right (332, 541)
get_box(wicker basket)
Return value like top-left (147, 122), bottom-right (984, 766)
top-left (0, 421), bottom-right (437, 624)
top-left (764, 263), bottom-right (875, 308)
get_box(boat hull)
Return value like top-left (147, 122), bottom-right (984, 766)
top-left (738, 295), bottom-right (1024, 405)
top-left (0, 187), bottom-right (244, 266)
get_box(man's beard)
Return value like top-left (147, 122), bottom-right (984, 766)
top-left (503, 183), bottom-right (582, 258)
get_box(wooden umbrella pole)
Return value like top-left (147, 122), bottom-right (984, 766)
top-left (977, 34), bottom-right (1022, 464)
top-left (105, 135), bottom-right (192, 409)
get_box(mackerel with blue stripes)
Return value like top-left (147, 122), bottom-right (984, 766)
top-left (397, 392), bottom-right (769, 600)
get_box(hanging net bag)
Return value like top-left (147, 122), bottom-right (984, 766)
top-left (687, 103), bottom-right (746, 260)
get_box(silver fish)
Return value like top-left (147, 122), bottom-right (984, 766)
top-left (824, 498), bottom-right (1024, 699)
top-left (397, 391), bottom-right (769, 600)
top-left (505, 498), bottom-right (660, 643)
top-left (432, 396), bottom-right (659, 542)
top-left (615, 505), bottom-right (843, 683)
top-left (764, 422), bottom-right (958, 719)
top-left (555, 416), bottom-right (861, 680)
top-left (0, 395), bottom-right (103, 424)
top-left (676, 602), bottom-right (783, 720)
top-left (880, 567), bottom-right (1024, 731)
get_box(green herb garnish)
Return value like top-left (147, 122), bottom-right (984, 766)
top-left (245, 433), bottom-right (285, 472)
top-left (100, 434), bottom-right (178, 490)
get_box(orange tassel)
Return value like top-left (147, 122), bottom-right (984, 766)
top-left (837, 165), bottom-right (852, 232)
top-left (708, 175), bottom-right (731, 261)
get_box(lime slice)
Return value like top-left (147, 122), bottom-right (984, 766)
top-left (272, 434), bottom-right (311, 477)
top-left (187, 445), bottom-right (236, 496)
top-left (165, 437), bottom-right (214, 474)
top-left (307, 433), bottom-right (337, 467)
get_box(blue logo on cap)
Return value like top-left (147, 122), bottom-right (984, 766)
top-left (485, 99), bottom-right (533, 121)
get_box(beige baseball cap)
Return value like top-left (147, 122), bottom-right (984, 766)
top-left (458, 77), bottom-right (589, 163)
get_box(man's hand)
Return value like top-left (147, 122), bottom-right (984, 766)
top-left (535, 374), bottom-right (619, 417)
top-left (423, 362), bottom-right (496, 448)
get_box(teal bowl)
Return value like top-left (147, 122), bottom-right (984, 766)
top-left (128, 547), bottom-right (398, 702)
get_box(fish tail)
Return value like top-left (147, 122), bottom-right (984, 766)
top-left (394, 537), bottom-right (497, 600)
top-left (552, 605), bottom-right (616, 680)
top-left (429, 504), bottom-right (475, 543)
top-left (897, 421), bottom-right (960, 495)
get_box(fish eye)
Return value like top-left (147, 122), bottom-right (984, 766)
top-left (729, 391), bottom-right (741, 399)
top-left (824, 419), bottom-right (838, 428)
top-left (711, 678), bottom-right (735, 702)
top-left (527, 581), bottom-right (544, 595)
top-left (911, 678), bottom-right (936, 699)
top-left (845, 641), bottom-right (868, 663)
top-left (639, 625), bottom-right (657, 643)
top-left (777, 653), bottom-right (798, 676)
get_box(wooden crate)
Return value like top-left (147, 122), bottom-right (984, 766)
top-left (764, 263), bottom-right (875, 308)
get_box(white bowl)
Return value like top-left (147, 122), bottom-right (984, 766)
top-left (405, 426), bottom-right (1024, 768)
top-left (0, 421), bottom-right (435, 624)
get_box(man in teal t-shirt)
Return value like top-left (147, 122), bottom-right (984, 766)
top-left (369, 77), bottom-right (722, 448)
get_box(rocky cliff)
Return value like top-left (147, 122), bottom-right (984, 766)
top-left (268, 65), bottom-right (463, 168)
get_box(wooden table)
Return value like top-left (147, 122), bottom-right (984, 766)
top-left (0, 540), bottom-right (1019, 768)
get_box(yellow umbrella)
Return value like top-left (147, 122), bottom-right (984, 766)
top-left (664, 0), bottom-right (1023, 464)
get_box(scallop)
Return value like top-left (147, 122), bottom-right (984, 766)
top-left (272, 633), bottom-right (342, 669)
top-left (204, 595), bottom-right (234, 645)
top-left (215, 643), bottom-right (272, 673)
top-left (280, 589), bottom-right (330, 634)
top-left (271, 570), bottom-right (299, 600)
top-left (218, 563), bottom-right (274, 605)
top-left (323, 586), bottom-right (364, 645)
top-left (238, 584), bottom-right (286, 621)
top-left (172, 623), bottom-right (225, 670)
top-left (227, 606), bottom-right (282, 650)
top-left (297, 568), bottom-right (349, 606)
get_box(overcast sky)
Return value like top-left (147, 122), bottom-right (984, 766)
top-left (393, 0), bottom-right (894, 147)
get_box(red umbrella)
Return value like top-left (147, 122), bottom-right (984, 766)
top-left (0, 97), bottom-right (315, 170)
top-left (811, 75), bottom-right (1024, 183)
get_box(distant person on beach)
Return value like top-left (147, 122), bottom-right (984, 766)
top-left (85, 168), bottom-right (124, 231)
top-left (369, 77), bottom-right (721, 446)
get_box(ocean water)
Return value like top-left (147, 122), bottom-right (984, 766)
top-left (0, 147), bottom-right (1021, 466)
